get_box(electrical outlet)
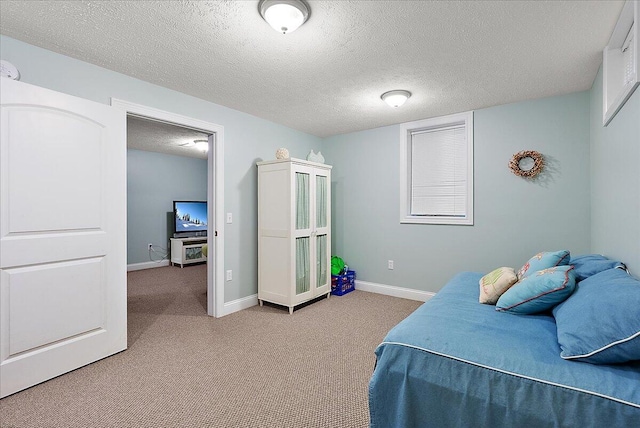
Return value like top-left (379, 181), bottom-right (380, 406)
top-left (226, 270), bottom-right (232, 281)
top-left (148, 243), bottom-right (153, 250)
top-left (388, 260), bottom-right (394, 270)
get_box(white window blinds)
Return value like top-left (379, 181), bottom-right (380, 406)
top-left (623, 23), bottom-right (635, 86)
top-left (410, 125), bottom-right (467, 217)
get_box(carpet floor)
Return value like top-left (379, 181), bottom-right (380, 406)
top-left (0, 265), bottom-right (421, 427)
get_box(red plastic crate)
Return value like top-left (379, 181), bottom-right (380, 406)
top-left (331, 270), bottom-right (356, 296)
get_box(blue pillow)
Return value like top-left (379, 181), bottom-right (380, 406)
top-left (552, 267), bottom-right (640, 364)
top-left (517, 250), bottom-right (570, 280)
top-left (569, 254), bottom-right (625, 282)
top-left (496, 265), bottom-right (576, 314)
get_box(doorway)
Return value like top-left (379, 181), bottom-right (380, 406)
top-left (112, 98), bottom-right (224, 317)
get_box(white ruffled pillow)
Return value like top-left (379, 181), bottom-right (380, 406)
top-left (479, 267), bottom-right (518, 305)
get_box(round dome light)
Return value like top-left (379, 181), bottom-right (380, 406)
top-left (381, 90), bottom-right (412, 108)
top-left (259, 0), bottom-right (310, 34)
top-left (194, 139), bottom-right (209, 152)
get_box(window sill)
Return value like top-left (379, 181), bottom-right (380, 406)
top-left (400, 215), bottom-right (474, 226)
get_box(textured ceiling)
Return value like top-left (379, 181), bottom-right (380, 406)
top-left (0, 0), bottom-right (625, 138)
top-left (127, 116), bottom-right (209, 160)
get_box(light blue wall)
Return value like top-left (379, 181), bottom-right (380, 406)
top-left (7, 34), bottom-right (635, 298)
top-left (0, 35), bottom-right (323, 302)
top-left (323, 92), bottom-right (592, 293)
top-left (127, 150), bottom-right (207, 265)
top-left (590, 67), bottom-right (640, 275)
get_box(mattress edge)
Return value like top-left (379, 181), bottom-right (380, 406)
top-left (378, 341), bottom-right (640, 409)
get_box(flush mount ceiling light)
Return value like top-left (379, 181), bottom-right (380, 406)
top-left (259, 0), bottom-right (310, 34)
top-left (381, 90), bottom-right (412, 108)
top-left (180, 139), bottom-right (208, 152)
top-left (194, 139), bottom-right (209, 152)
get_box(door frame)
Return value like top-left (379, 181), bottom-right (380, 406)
top-left (111, 99), bottom-right (224, 317)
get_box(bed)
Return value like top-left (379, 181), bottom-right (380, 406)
top-left (368, 269), bottom-right (640, 427)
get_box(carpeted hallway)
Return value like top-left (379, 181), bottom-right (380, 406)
top-left (0, 265), bottom-right (421, 427)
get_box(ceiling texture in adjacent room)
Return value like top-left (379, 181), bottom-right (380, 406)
top-left (0, 0), bottom-right (625, 138)
top-left (127, 116), bottom-right (210, 160)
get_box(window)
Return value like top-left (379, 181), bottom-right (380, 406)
top-left (400, 111), bottom-right (473, 225)
top-left (603, 0), bottom-right (639, 125)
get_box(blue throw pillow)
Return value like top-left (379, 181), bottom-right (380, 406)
top-left (496, 265), bottom-right (576, 314)
top-left (516, 250), bottom-right (570, 280)
top-left (569, 254), bottom-right (625, 282)
top-left (552, 267), bottom-right (640, 364)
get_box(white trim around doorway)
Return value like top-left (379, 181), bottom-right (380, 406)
top-left (110, 99), bottom-right (225, 318)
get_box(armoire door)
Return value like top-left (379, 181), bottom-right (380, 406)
top-left (0, 79), bottom-right (127, 397)
top-left (293, 166), bottom-right (314, 304)
top-left (313, 169), bottom-right (330, 296)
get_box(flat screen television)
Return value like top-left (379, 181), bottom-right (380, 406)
top-left (173, 201), bottom-right (208, 236)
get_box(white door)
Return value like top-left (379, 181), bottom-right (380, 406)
top-left (0, 79), bottom-right (127, 397)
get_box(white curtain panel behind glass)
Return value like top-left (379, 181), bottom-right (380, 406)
top-left (316, 175), bottom-right (328, 286)
top-left (296, 173), bottom-right (310, 294)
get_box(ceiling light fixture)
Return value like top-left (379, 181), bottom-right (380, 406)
top-left (259, 0), bottom-right (310, 34)
top-left (194, 139), bottom-right (209, 152)
top-left (381, 90), bottom-right (412, 108)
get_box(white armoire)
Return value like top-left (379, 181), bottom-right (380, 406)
top-left (257, 158), bottom-right (332, 314)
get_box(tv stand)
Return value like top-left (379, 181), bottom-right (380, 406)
top-left (170, 236), bottom-right (207, 268)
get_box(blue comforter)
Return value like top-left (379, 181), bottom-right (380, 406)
top-left (369, 272), bottom-right (640, 427)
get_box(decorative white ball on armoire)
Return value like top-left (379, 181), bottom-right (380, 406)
top-left (275, 147), bottom-right (290, 159)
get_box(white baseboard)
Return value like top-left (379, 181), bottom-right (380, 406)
top-left (127, 260), bottom-right (170, 271)
top-left (222, 293), bottom-right (258, 316)
top-left (219, 282), bottom-right (430, 316)
top-left (355, 280), bottom-right (435, 302)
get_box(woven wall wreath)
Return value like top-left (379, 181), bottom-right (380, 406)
top-left (509, 150), bottom-right (544, 179)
